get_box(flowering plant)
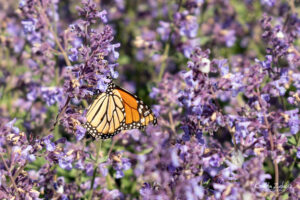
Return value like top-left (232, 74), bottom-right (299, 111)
top-left (0, 0), bottom-right (299, 199)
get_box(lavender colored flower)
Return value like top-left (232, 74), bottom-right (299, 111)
top-left (41, 87), bottom-right (63, 106)
top-left (98, 163), bottom-right (108, 177)
top-left (21, 19), bottom-right (36, 33)
top-left (11, 145), bottom-right (35, 164)
top-left (235, 121), bottom-right (251, 143)
top-left (19, 0), bottom-right (26, 7)
top-left (261, 0), bottom-right (276, 7)
top-left (185, 178), bottom-right (204, 199)
top-left (181, 38), bottom-right (201, 58)
top-left (6, 118), bottom-right (20, 134)
top-left (108, 43), bottom-right (121, 61)
top-left (139, 183), bottom-right (153, 198)
top-left (43, 135), bottom-right (56, 151)
top-left (68, 48), bottom-right (79, 62)
top-left (58, 154), bottom-right (74, 171)
top-left (100, 189), bottom-right (123, 200)
top-left (97, 10), bottom-right (108, 23)
top-left (75, 125), bottom-right (86, 141)
top-left (175, 11), bottom-right (199, 38)
top-left (85, 163), bottom-right (94, 176)
top-left (181, 125), bottom-right (191, 141)
top-left (157, 21), bottom-right (171, 41)
top-left (223, 30), bottom-right (236, 47)
top-left (285, 109), bottom-right (299, 135)
top-left (112, 153), bottom-right (131, 179)
top-left (255, 55), bottom-right (272, 70)
top-left (75, 159), bottom-right (85, 170)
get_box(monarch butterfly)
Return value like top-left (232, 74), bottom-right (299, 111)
top-left (84, 82), bottom-right (157, 139)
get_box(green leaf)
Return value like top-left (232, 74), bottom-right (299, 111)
top-left (288, 136), bottom-right (297, 146)
top-left (25, 157), bottom-right (46, 171)
top-left (137, 147), bottom-right (153, 155)
top-left (98, 155), bottom-right (109, 163)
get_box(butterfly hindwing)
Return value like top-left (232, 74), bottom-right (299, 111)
top-left (115, 86), bottom-right (157, 130)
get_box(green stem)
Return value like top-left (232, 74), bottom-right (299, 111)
top-left (88, 140), bottom-right (102, 200)
top-left (157, 0), bottom-right (184, 83)
top-left (158, 43), bottom-right (170, 82)
top-left (177, 0), bottom-right (183, 12)
top-left (108, 137), bottom-right (118, 157)
top-left (280, 96), bottom-right (286, 111)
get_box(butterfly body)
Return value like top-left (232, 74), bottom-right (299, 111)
top-left (84, 82), bottom-right (157, 139)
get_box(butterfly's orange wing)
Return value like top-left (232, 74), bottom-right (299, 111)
top-left (116, 86), bottom-right (157, 130)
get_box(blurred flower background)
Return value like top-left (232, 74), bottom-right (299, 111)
top-left (0, 0), bottom-right (300, 199)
